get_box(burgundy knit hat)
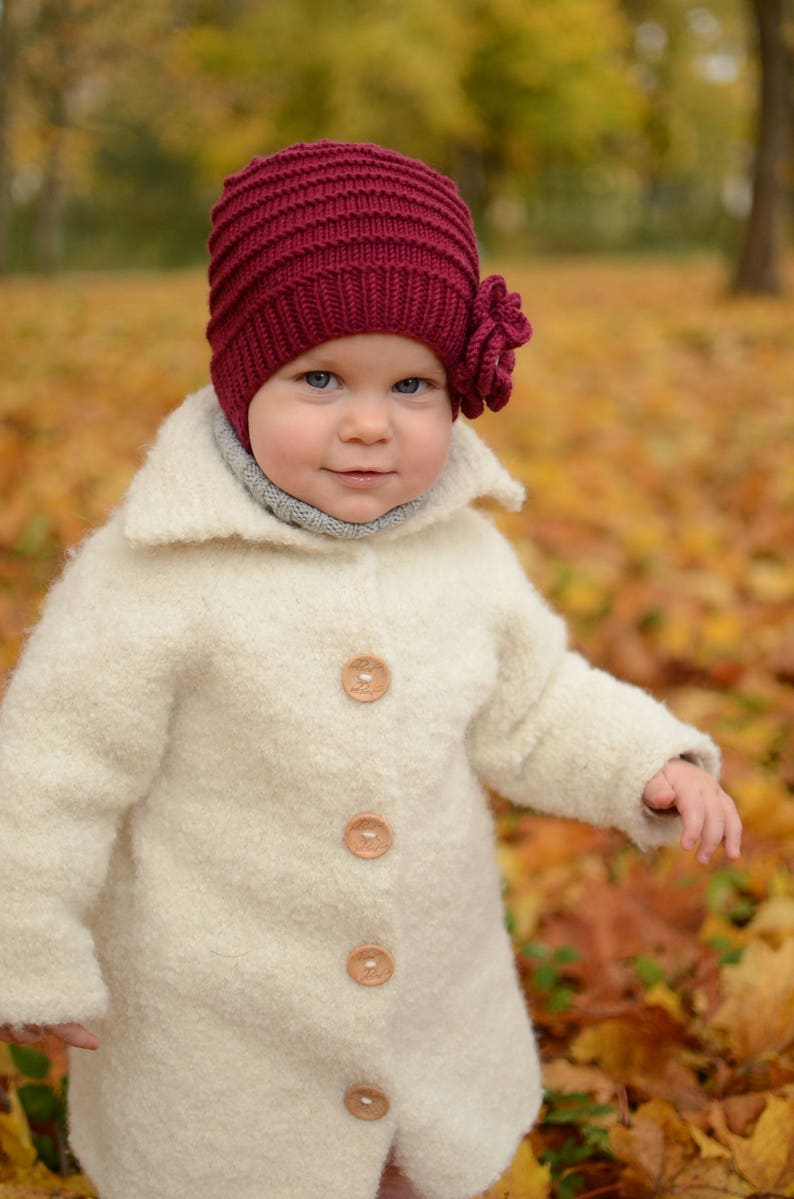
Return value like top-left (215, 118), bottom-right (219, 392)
top-left (207, 141), bottom-right (532, 450)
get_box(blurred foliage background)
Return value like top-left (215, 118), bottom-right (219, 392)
top-left (1, 5), bottom-right (793, 1192)
top-left (0, 0), bottom-right (791, 275)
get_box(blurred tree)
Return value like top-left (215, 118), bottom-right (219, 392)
top-left (178, 0), bottom-right (475, 181)
top-left (733, 0), bottom-right (792, 293)
top-left (1, 0), bottom-right (785, 267)
top-left (619, 0), bottom-right (750, 246)
top-left (0, 0), bottom-right (16, 274)
top-left (459, 0), bottom-right (641, 232)
top-left (180, 0), bottom-right (642, 241)
top-left (7, 0), bottom-right (192, 271)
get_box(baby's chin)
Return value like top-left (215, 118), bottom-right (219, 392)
top-left (307, 475), bottom-right (424, 524)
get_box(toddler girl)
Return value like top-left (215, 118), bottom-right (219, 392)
top-left (0, 141), bottom-right (741, 1199)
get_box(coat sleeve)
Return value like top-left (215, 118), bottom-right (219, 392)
top-left (467, 523), bottom-right (720, 851)
top-left (0, 517), bottom-right (187, 1026)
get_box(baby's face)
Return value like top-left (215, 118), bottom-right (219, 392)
top-left (247, 334), bottom-right (453, 523)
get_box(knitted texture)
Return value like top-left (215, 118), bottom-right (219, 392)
top-left (206, 141), bottom-right (532, 449)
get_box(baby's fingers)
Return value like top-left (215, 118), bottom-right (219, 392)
top-left (684, 782), bottom-right (738, 864)
top-left (0, 1022), bottom-right (100, 1050)
top-left (49, 1022), bottom-right (100, 1050)
top-left (643, 770), bottom-right (678, 810)
top-left (723, 800), bottom-right (743, 861)
top-left (0, 1023), bottom-right (45, 1045)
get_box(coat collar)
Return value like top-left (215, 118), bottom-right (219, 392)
top-left (122, 386), bottom-right (524, 551)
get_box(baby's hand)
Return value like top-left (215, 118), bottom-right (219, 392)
top-left (643, 758), bottom-right (742, 864)
top-left (0, 1021), bottom-right (99, 1050)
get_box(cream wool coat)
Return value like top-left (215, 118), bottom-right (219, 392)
top-left (0, 387), bottom-right (720, 1199)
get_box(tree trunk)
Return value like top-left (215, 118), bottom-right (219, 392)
top-left (35, 131), bottom-right (66, 273)
top-left (32, 0), bottom-right (72, 274)
top-left (0, 0), bottom-right (15, 275)
top-left (733, 0), bottom-right (791, 294)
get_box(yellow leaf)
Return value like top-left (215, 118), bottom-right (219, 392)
top-left (699, 609), bottom-right (746, 658)
top-left (722, 1096), bottom-right (794, 1194)
top-left (480, 1136), bottom-right (551, 1199)
top-left (712, 938), bottom-right (794, 1059)
top-left (610, 1100), bottom-right (753, 1199)
top-left (644, 982), bottom-right (686, 1022)
top-left (745, 561), bottom-right (794, 603)
top-left (748, 896), bottom-right (794, 947)
top-left (0, 1088), bottom-right (37, 1172)
top-left (572, 1016), bottom-right (677, 1079)
top-left (731, 773), bottom-right (794, 842)
top-left (0, 1165), bottom-right (96, 1195)
top-left (689, 1124), bottom-right (731, 1159)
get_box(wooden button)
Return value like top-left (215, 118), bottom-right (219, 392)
top-left (344, 813), bottom-right (393, 859)
top-left (344, 1084), bottom-right (390, 1121)
top-left (342, 655), bottom-right (390, 703)
top-left (347, 944), bottom-right (395, 987)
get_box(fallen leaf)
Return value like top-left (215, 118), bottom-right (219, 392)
top-left (480, 1136), bottom-right (551, 1199)
top-left (610, 1100), bottom-right (752, 1199)
top-left (747, 896), bottom-right (794, 947)
top-left (712, 939), bottom-right (794, 1059)
top-left (541, 1058), bottom-right (617, 1105)
top-left (714, 1095), bottom-right (794, 1195)
top-left (571, 1013), bottom-right (706, 1110)
top-left (0, 1085), bottom-right (37, 1173)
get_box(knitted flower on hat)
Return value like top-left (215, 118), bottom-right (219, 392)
top-left (206, 140), bottom-right (532, 449)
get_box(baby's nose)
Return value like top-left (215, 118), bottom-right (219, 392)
top-left (340, 394), bottom-right (392, 442)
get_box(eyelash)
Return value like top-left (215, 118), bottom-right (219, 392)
top-left (299, 372), bottom-right (434, 396)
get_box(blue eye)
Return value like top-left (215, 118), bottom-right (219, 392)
top-left (304, 371), bottom-right (335, 389)
top-left (393, 378), bottom-right (426, 395)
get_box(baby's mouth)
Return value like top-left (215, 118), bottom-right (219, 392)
top-left (327, 468), bottom-right (393, 488)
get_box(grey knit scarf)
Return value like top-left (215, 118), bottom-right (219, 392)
top-left (214, 409), bottom-right (426, 539)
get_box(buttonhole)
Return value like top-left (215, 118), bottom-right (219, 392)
top-left (358, 673), bottom-right (373, 682)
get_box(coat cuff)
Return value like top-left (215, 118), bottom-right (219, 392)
top-left (0, 900), bottom-right (108, 1026)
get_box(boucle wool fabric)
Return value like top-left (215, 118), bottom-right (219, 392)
top-left (206, 141), bottom-right (532, 449)
top-left (0, 389), bottom-right (720, 1199)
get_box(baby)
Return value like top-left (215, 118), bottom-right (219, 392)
top-left (0, 142), bottom-right (741, 1199)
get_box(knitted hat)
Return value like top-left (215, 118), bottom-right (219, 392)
top-left (207, 141), bottom-right (532, 450)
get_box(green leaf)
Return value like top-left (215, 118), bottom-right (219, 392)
top-left (558, 1172), bottom-right (586, 1199)
top-left (547, 985), bottom-right (575, 1012)
top-left (31, 1132), bottom-right (58, 1170)
top-left (705, 868), bottom-right (756, 925)
top-left (520, 941), bottom-right (549, 960)
top-left (544, 1099), bottom-right (613, 1125)
top-left (17, 1083), bottom-right (60, 1123)
top-left (553, 945), bottom-right (581, 964)
top-left (9, 1044), bottom-right (51, 1079)
top-left (706, 936), bottom-right (746, 967)
top-left (633, 953), bottom-right (667, 987)
top-left (14, 513), bottom-right (53, 560)
top-left (534, 962), bottom-right (559, 990)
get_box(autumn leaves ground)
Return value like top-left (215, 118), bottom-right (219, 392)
top-left (1, 257), bottom-right (793, 1197)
